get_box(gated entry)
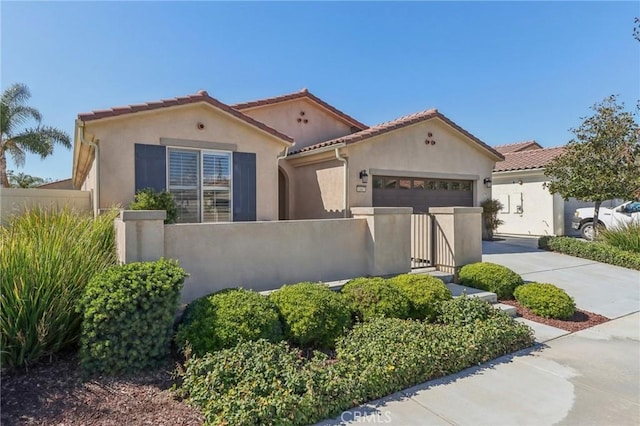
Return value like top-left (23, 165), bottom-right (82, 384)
top-left (411, 213), bottom-right (433, 268)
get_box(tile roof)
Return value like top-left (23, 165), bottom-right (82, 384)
top-left (494, 140), bottom-right (543, 154)
top-left (289, 108), bottom-right (504, 160)
top-left (231, 88), bottom-right (368, 131)
top-left (77, 90), bottom-right (293, 143)
top-left (494, 146), bottom-right (565, 172)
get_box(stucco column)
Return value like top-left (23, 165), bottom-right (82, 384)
top-left (429, 207), bottom-right (483, 275)
top-left (351, 207), bottom-right (412, 276)
top-left (114, 210), bottom-right (166, 263)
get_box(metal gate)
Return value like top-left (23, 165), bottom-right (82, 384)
top-left (411, 213), bottom-right (433, 268)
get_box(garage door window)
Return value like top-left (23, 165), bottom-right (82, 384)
top-left (413, 179), bottom-right (425, 189)
top-left (399, 179), bottom-right (411, 189)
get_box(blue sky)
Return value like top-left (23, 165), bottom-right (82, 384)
top-left (2, 1), bottom-right (638, 181)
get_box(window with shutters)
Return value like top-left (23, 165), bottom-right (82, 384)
top-left (168, 148), bottom-right (232, 223)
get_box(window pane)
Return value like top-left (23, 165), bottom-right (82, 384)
top-left (399, 179), bottom-right (411, 189)
top-left (203, 152), bottom-right (231, 188)
top-left (451, 181), bottom-right (461, 191)
top-left (372, 176), bottom-right (384, 189)
top-left (172, 189), bottom-right (199, 223)
top-left (203, 190), bottom-right (231, 222)
top-left (462, 182), bottom-right (472, 191)
top-left (438, 181), bottom-right (449, 190)
top-left (426, 180), bottom-right (437, 190)
top-left (384, 178), bottom-right (397, 189)
top-left (169, 150), bottom-right (199, 187)
top-left (413, 179), bottom-right (425, 190)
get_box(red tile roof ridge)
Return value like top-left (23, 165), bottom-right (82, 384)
top-left (494, 140), bottom-right (543, 154)
top-left (494, 145), bottom-right (566, 172)
top-left (231, 89), bottom-right (368, 130)
top-left (289, 108), bottom-right (503, 161)
top-left (77, 91), bottom-right (293, 143)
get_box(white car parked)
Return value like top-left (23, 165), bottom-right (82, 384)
top-left (571, 201), bottom-right (640, 240)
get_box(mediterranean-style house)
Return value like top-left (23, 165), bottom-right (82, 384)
top-left (72, 88), bottom-right (504, 222)
top-left (491, 141), bottom-right (618, 236)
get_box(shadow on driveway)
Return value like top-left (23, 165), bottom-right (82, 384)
top-left (482, 236), bottom-right (542, 255)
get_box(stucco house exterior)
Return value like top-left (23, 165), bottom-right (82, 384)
top-left (72, 88), bottom-right (503, 222)
top-left (491, 141), bottom-right (613, 236)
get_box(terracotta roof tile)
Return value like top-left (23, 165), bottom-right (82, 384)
top-left (494, 140), bottom-right (543, 154)
top-left (232, 88), bottom-right (368, 131)
top-left (494, 146), bottom-right (565, 172)
top-left (289, 109), bottom-right (503, 160)
top-left (77, 90), bottom-right (293, 144)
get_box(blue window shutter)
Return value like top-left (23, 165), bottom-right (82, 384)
top-left (233, 152), bottom-right (256, 221)
top-left (135, 144), bottom-right (166, 193)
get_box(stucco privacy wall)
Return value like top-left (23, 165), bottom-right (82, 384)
top-left (81, 104), bottom-right (286, 220)
top-left (115, 208), bottom-right (413, 304)
top-left (241, 98), bottom-right (355, 150)
top-left (346, 119), bottom-right (494, 210)
top-left (0, 188), bottom-right (91, 224)
top-left (429, 207), bottom-right (483, 274)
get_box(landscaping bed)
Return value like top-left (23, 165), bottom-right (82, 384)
top-left (500, 299), bottom-right (610, 332)
top-left (0, 352), bottom-right (202, 426)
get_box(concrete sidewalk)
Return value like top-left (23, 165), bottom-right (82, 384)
top-left (318, 313), bottom-right (640, 426)
top-left (319, 237), bottom-right (640, 425)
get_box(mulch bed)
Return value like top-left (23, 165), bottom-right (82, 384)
top-left (0, 351), bottom-right (203, 426)
top-left (500, 299), bottom-right (610, 332)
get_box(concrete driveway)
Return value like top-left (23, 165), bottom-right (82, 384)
top-left (483, 237), bottom-right (640, 319)
top-left (319, 237), bottom-right (640, 425)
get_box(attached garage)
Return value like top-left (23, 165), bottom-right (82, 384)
top-left (372, 176), bottom-right (474, 213)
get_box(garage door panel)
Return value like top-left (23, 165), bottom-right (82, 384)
top-left (373, 176), bottom-right (473, 211)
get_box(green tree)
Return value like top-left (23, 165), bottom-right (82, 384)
top-left (7, 170), bottom-right (48, 188)
top-left (544, 95), bottom-right (640, 238)
top-left (1, 83), bottom-right (71, 188)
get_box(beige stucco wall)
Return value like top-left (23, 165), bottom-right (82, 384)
top-left (0, 187), bottom-right (91, 224)
top-left (81, 103), bottom-right (287, 221)
top-left (287, 118), bottom-right (496, 219)
top-left (165, 218), bottom-right (370, 303)
top-left (429, 207), bottom-right (483, 274)
top-left (241, 98), bottom-right (355, 150)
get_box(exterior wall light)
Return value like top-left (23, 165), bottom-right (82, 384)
top-left (359, 170), bottom-right (369, 184)
top-left (483, 178), bottom-right (492, 188)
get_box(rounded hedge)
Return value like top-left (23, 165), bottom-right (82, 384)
top-left (514, 283), bottom-right (576, 319)
top-left (176, 288), bottom-right (283, 356)
top-left (340, 277), bottom-right (411, 322)
top-left (388, 274), bottom-right (452, 321)
top-left (269, 282), bottom-right (351, 348)
top-left (438, 295), bottom-right (496, 327)
top-left (458, 262), bottom-right (524, 299)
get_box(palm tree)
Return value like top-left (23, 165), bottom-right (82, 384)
top-left (0, 83), bottom-right (71, 188)
top-left (8, 171), bottom-right (47, 188)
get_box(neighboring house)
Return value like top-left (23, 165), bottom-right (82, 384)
top-left (491, 141), bottom-right (617, 236)
top-left (37, 178), bottom-right (74, 190)
top-left (72, 88), bottom-right (503, 223)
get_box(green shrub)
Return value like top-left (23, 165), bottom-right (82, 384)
top-left (336, 316), bottom-right (534, 402)
top-left (388, 274), bottom-right (452, 321)
top-left (599, 222), bottom-right (640, 254)
top-left (341, 277), bottom-right (410, 321)
top-left (176, 340), bottom-right (354, 426)
top-left (458, 262), bottom-right (524, 299)
top-left (129, 188), bottom-right (178, 224)
top-left (177, 318), bottom-right (534, 425)
top-left (0, 207), bottom-right (118, 369)
top-left (438, 295), bottom-right (496, 326)
top-left (176, 288), bottom-right (283, 356)
top-left (514, 283), bottom-right (576, 319)
top-left (540, 236), bottom-right (640, 270)
top-left (78, 259), bottom-right (187, 375)
top-left (538, 235), bottom-right (552, 250)
top-left (269, 282), bottom-right (351, 348)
